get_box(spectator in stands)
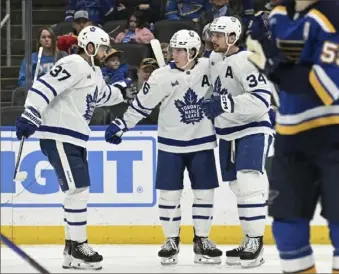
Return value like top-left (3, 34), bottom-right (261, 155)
top-left (114, 11), bottom-right (154, 44)
top-left (58, 10), bottom-right (92, 54)
top-left (110, 0), bottom-right (163, 23)
top-left (199, 0), bottom-right (239, 31)
top-left (160, 43), bottom-right (170, 64)
top-left (165, 0), bottom-right (212, 21)
top-left (65, 0), bottom-right (115, 26)
top-left (18, 27), bottom-right (67, 87)
top-left (137, 58), bottom-right (159, 89)
top-left (102, 48), bottom-right (129, 85)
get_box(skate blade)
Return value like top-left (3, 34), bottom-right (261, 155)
top-left (160, 254), bottom-right (178, 265)
top-left (71, 259), bottom-right (102, 270)
top-left (225, 257), bottom-right (241, 266)
top-left (241, 257), bottom-right (265, 268)
top-left (194, 254), bottom-right (221, 264)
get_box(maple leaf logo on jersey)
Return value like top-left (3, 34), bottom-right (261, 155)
top-left (174, 88), bottom-right (204, 125)
top-left (84, 87), bottom-right (98, 122)
top-left (213, 76), bottom-right (228, 96)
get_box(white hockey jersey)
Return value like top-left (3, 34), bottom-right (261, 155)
top-left (209, 49), bottom-right (274, 140)
top-left (123, 58), bottom-right (217, 153)
top-left (25, 54), bottom-right (124, 148)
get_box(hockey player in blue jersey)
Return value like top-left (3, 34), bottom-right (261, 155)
top-left (15, 26), bottom-right (131, 270)
top-left (246, 0), bottom-right (339, 273)
top-left (104, 29), bottom-right (223, 265)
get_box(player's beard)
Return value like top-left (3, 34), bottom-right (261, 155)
top-left (94, 55), bottom-right (104, 67)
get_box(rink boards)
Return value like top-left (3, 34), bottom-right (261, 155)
top-left (0, 126), bottom-right (330, 244)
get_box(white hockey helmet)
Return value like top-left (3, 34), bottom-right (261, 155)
top-left (78, 26), bottom-right (110, 57)
top-left (210, 16), bottom-right (242, 44)
top-left (170, 29), bottom-right (201, 62)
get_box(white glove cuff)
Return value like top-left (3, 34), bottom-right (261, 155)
top-left (21, 108), bottom-right (42, 127)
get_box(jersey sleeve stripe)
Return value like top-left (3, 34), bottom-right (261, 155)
top-left (135, 95), bottom-right (154, 111)
top-left (307, 9), bottom-right (336, 33)
top-left (309, 67), bottom-right (338, 105)
top-left (251, 89), bottom-right (271, 96)
top-left (37, 78), bottom-right (57, 97)
top-left (268, 5), bottom-right (287, 19)
top-left (251, 93), bottom-right (269, 108)
top-left (103, 85), bottom-right (113, 104)
top-left (130, 104), bottom-right (149, 118)
top-left (29, 88), bottom-right (50, 104)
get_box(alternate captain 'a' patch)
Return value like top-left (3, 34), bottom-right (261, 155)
top-left (174, 88), bottom-right (204, 125)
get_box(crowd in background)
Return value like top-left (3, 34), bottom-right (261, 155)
top-left (16, 0), bottom-right (277, 125)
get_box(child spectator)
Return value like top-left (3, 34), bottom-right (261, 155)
top-left (58, 10), bottom-right (92, 54)
top-left (18, 27), bottom-right (67, 87)
top-left (101, 48), bottom-right (129, 85)
top-left (114, 11), bottom-right (154, 44)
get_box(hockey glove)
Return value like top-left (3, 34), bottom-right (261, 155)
top-left (105, 118), bottom-right (128, 145)
top-left (201, 92), bottom-right (234, 119)
top-left (16, 107), bottom-right (42, 140)
top-left (113, 78), bottom-right (133, 101)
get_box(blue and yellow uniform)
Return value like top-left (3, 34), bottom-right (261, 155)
top-left (264, 1), bottom-right (339, 273)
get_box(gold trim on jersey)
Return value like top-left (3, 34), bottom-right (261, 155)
top-left (307, 9), bottom-right (336, 33)
top-left (309, 69), bottom-right (334, 105)
top-left (276, 115), bottom-right (339, 135)
top-left (269, 5), bottom-right (287, 19)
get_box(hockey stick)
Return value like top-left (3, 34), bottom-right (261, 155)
top-left (150, 39), bottom-right (166, 67)
top-left (13, 47), bottom-right (43, 183)
top-left (0, 233), bottom-right (50, 274)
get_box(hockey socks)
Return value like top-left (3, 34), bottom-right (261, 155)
top-left (192, 189), bottom-right (214, 237)
top-left (272, 219), bottom-right (316, 273)
top-left (64, 187), bottom-right (89, 242)
top-left (158, 190), bottom-right (182, 238)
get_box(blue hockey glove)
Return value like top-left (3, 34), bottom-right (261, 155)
top-left (246, 11), bottom-right (270, 41)
top-left (16, 107), bottom-right (42, 140)
top-left (201, 92), bottom-right (233, 119)
top-left (105, 118), bottom-right (128, 145)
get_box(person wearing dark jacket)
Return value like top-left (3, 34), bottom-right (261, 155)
top-left (101, 48), bottom-right (129, 85)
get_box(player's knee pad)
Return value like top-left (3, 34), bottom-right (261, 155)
top-left (272, 219), bottom-right (311, 252)
top-left (64, 186), bottom-right (89, 208)
top-left (192, 189), bottom-right (214, 202)
top-left (329, 222), bottom-right (339, 250)
top-left (235, 170), bottom-right (268, 201)
top-left (158, 190), bottom-right (182, 204)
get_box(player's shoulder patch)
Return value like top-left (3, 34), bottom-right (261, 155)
top-left (306, 1), bottom-right (338, 33)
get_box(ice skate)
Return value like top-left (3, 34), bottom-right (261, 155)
top-left (225, 236), bottom-right (249, 265)
top-left (240, 236), bottom-right (265, 268)
top-left (158, 237), bottom-right (180, 265)
top-left (62, 240), bottom-right (72, 269)
top-left (193, 236), bottom-right (222, 264)
top-left (70, 240), bottom-right (103, 270)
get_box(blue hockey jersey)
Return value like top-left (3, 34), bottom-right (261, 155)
top-left (268, 0), bottom-right (339, 135)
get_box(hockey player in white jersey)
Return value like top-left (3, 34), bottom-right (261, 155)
top-left (104, 29), bottom-right (222, 265)
top-left (15, 26), bottom-right (131, 270)
top-left (201, 16), bottom-right (274, 268)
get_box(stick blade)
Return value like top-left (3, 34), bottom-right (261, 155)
top-left (150, 39), bottom-right (166, 67)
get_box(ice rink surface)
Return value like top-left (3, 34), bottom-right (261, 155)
top-left (0, 244), bottom-right (334, 273)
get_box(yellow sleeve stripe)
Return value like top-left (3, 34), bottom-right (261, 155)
top-left (268, 6), bottom-right (287, 19)
top-left (309, 68), bottom-right (334, 106)
top-left (307, 9), bottom-right (336, 33)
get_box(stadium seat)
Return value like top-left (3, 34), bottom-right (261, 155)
top-left (112, 44), bottom-right (152, 69)
top-left (89, 107), bottom-right (108, 125)
top-left (103, 20), bottom-right (126, 38)
top-left (1, 106), bottom-right (24, 126)
top-left (52, 22), bottom-right (73, 36)
top-left (154, 20), bottom-right (199, 43)
top-left (11, 87), bottom-right (28, 106)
